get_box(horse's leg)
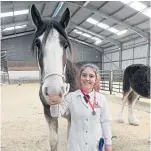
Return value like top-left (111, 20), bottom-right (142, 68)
top-left (127, 91), bottom-right (139, 126)
top-left (148, 136), bottom-right (151, 143)
top-left (45, 115), bottom-right (59, 151)
top-left (117, 90), bottom-right (131, 123)
top-left (67, 120), bottom-right (71, 139)
top-left (62, 110), bottom-right (71, 139)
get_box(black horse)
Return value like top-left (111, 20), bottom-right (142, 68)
top-left (117, 64), bottom-right (150, 126)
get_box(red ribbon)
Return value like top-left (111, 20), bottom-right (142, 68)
top-left (80, 89), bottom-right (96, 111)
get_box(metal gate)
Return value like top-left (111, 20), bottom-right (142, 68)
top-left (1, 50), bottom-right (10, 84)
top-left (100, 70), bottom-right (124, 94)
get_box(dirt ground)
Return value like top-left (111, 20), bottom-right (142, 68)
top-left (1, 83), bottom-right (150, 151)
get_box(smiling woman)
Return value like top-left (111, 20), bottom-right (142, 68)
top-left (76, 63), bottom-right (101, 93)
top-left (50, 63), bottom-right (112, 151)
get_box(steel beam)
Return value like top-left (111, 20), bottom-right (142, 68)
top-left (1, 30), bottom-right (35, 40)
top-left (70, 22), bottom-right (121, 47)
top-left (40, 2), bottom-right (46, 16)
top-left (147, 38), bottom-right (150, 65)
top-left (52, 2), bottom-right (65, 17)
top-left (1, 30), bottom-right (103, 53)
top-left (70, 2), bottom-right (149, 40)
top-left (69, 37), bottom-right (103, 52)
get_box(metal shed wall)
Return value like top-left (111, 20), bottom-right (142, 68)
top-left (1, 34), bottom-right (102, 70)
top-left (71, 40), bottom-right (102, 68)
top-left (103, 37), bottom-right (150, 70)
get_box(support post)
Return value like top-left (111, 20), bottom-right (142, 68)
top-left (119, 44), bottom-right (122, 70)
top-left (147, 38), bottom-right (150, 66)
top-left (109, 70), bottom-right (113, 94)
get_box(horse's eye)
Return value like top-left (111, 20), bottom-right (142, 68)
top-left (35, 39), bottom-right (41, 48)
top-left (64, 43), bottom-right (68, 49)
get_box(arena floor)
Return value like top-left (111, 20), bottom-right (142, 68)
top-left (1, 83), bottom-right (150, 151)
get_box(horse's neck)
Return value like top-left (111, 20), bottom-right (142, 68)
top-left (66, 59), bottom-right (78, 92)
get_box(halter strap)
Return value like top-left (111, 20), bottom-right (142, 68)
top-left (42, 64), bottom-right (70, 95)
top-left (43, 73), bottom-right (65, 81)
top-left (43, 64), bottom-right (66, 82)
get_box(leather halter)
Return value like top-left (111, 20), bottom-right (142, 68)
top-left (43, 65), bottom-right (70, 96)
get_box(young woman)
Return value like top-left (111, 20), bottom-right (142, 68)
top-left (49, 64), bottom-right (112, 151)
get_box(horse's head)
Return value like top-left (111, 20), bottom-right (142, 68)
top-left (31, 4), bottom-right (71, 105)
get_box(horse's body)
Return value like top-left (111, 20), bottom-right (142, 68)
top-left (31, 5), bottom-right (89, 151)
top-left (39, 60), bottom-right (78, 151)
top-left (117, 64), bottom-right (150, 126)
top-left (31, 5), bottom-right (74, 151)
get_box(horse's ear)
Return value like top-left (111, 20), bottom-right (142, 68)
top-left (60, 8), bottom-right (70, 29)
top-left (31, 4), bottom-right (43, 28)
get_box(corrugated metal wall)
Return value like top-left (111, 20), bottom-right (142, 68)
top-left (103, 37), bottom-right (150, 70)
top-left (71, 40), bottom-right (102, 68)
top-left (2, 34), bottom-right (150, 72)
top-left (1, 34), bottom-right (102, 70)
top-left (2, 35), bottom-right (36, 61)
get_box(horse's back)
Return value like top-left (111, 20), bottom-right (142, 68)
top-left (123, 64), bottom-right (150, 98)
top-left (124, 64), bottom-right (149, 76)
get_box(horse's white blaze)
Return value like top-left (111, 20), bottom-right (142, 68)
top-left (40, 29), bottom-right (64, 96)
top-left (43, 29), bottom-right (63, 76)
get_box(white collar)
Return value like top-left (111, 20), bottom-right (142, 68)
top-left (76, 89), bottom-right (94, 98)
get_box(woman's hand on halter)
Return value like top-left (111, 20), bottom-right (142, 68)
top-left (48, 94), bottom-right (62, 105)
top-left (105, 145), bottom-right (112, 151)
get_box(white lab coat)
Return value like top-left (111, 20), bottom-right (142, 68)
top-left (50, 89), bottom-right (112, 151)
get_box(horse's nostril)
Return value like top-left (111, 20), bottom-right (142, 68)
top-left (61, 86), bottom-right (65, 94)
top-left (45, 87), bottom-right (48, 95)
top-left (59, 92), bottom-right (62, 98)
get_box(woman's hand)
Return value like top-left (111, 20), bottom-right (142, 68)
top-left (48, 94), bottom-right (62, 105)
top-left (105, 145), bottom-right (112, 151)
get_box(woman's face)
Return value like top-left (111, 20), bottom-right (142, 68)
top-left (80, 67), bottom-right (96, 91)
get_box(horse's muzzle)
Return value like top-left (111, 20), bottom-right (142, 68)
top-left (45, 83), bottom-right (70, 96)
top-left (48, 94), bottom-right (62, 105)
top-left (44, 83), bottom-right (70, 105)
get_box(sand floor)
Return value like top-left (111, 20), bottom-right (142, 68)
top-left (1, 83), bottom-right (150, 151)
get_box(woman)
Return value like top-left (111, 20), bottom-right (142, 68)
top-left (49, 64), bottom-right (112, 151)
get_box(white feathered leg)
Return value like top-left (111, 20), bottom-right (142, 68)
top-left (128, 93), bottom-right (139, 126)
top-left (117, 90), bottom-right (131, 123)
top-left (117, 97), bottom-right (127, 123)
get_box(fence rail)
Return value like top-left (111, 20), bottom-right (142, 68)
top-left (0, 71), bottom-right (10, 84)
top-left (1, 69), bottom-right (124, 95)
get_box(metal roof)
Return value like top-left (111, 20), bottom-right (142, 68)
top-left (1, 1), bottom-right (150, 51)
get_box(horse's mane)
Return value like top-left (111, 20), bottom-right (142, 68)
top-left (31, 18), bottom-right (72, 56)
